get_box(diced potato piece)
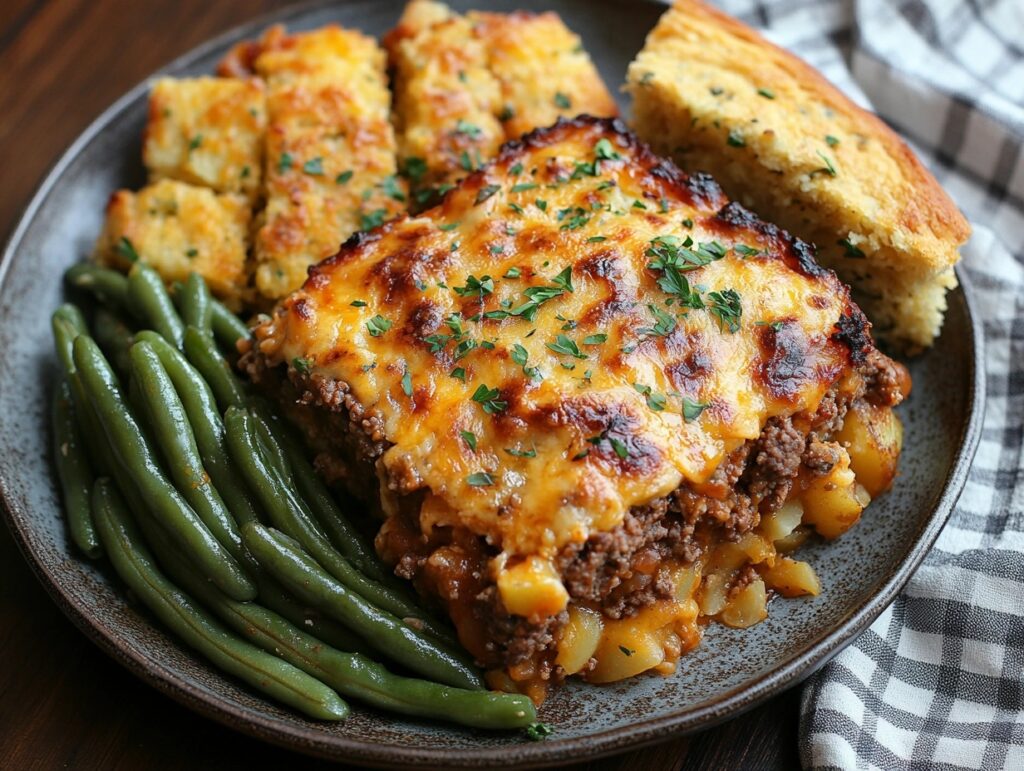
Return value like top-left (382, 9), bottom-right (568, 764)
top-left (698, 571), bottom-right (730, 616)
top-left (759, 499), bottom-right (804, 542)
top-left (774, 526), bottom-right (811, 553)
top-left (704, 532), bottom-right (771, 574)
top-left (836, 402), bottom-right (903, 497)
top-left (93, 179), bottom-right (250, 309)
top-left (497, 556), bottom-right (568, 618)
top-left (801, 451), bottom-right (871, 539)
top-left (720, 577), bottom-right (768, 628)
top-left (672, 564), bottom-right (701, 602)
top-left (555, 605), bottom-right (603, 675)
top-left (144, 77), bottom-right (266, 200)
top-left (762, 557), bottom-right (821, 597)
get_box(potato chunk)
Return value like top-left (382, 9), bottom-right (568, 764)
top-left (801, 450), bottom-right (871, 539)
top-left (836, 402), bottom-right (903, 497)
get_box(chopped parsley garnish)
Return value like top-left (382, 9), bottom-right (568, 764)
top-left (510, 163), bottom-right (523, 175)
top-left (438, 222), bottom-right (460, 231)
top-left (734, 244), bottom-right (761, 257)
top-left (587, 235), bottom-right (607, 243)
top-left (466, 472), bottom-right (494, 487)
top-left (727, 129), bottom-right (746, 148)
top-left (454, 119), bottom-right (482, 137)
top-left (632, 199), bottom-right (647, 210)
top-left (460, 430), bottom-right (477, 451)
top-left (453, 274), bottom-right (494, 297)
top-left (188, 134), bottom-right (203, 151)
top-left (825, 134), bottom-right (840, 148)
top-left (116, 236), bottom-right (139, 263)
top-left (278, 152), bottom-right (293, 172)
top-left (525, 722), bottom-right (553, 741)
top-left (638, 303), bottom-right (678, 338)
top-left (553, 92), bottom-right (571, 109)
top-left (459, 151), bottom-right (474, 172)
top-left (609, 437), bottom-right (629, 459)
top-left (535, 199), bottom-right (548, 212)
top-left (472, 384), bottom-right (507, 414)
top-left (511, 182), bottom-right (538, 193)
top-left (400, 157), bottom-right (427, 184)
top-left (709, 86), bottom-right (724, 96)
top-left (498, 104), bottom-right (516, 121)
top-left (682, 218), bottom-right (694, 228)
top-left (507, 266), bottom-right (572, 321)
top-left (755, 320), bottom-right (785, 331)
top-left (335, 169), bottom-right (354, 184)
top-left (632, 383), bottom-right (666, 412)
top-left (582, 333), bottom-right (607, 345)
top-left (557, 206), bottom-right (590, 230)
top-left (546, 334), bottom-right (587, 359)
top-left (504, 267), bottom-right (521, 279)
top-left (682, 398), bottom-right (708, 422)
top-left (594, 138), bottom-right (621, 161)
top-left (706, 289), bottom-right (743, 333)
top-left (551, 266), bottom-right (573, 292)
top-left (361, 209), bottom-right (388, 230)
top-left (185, 248), bottom-right (198, 258)
top-left (240, 165), bottom-right (251, 179)
top-left (303, 157), bottom-right (324, 175)
top-left (618, 645), bottom-right (635, 656)
top-left (505, 445), bottom-right (537, 458)
top-left (365, 315), bottom-right (392, 337)
top-left (292, 357), bottom-right (312, 375)
top-left (838, 238), bottom-right (866, 258)
top-left (450, 367), bottom-right (467, 382)
top-left (381, 175), bottom-right (406, 202)
top-left (489, 245), bottom-right (504, 255)
top-left (453, 338), bottom-right (477, 360)
top-left (814, 151), bottom-right (838, 177)
top-left (401, 367), bottom-right (413, 397)
top-left (757, 87), bottom-right (775, 99)
top-left (475, 184), bottom-right (500, 204)
top-left (349, 299), bottom-right (367, 307)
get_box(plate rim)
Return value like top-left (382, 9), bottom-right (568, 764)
top-left (0, 0), bottom-right (987, 766)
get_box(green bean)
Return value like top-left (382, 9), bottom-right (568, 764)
top-left (226, 408), bottom-right (456, 645)
top-left (127, 263), bottom-right (184, 348)
top-left (145, 520), bottom-right (532, 728)
top-left (242, 521), bottom-right (484, 691)
top-left (91, 479), bottom-right (348, 721)
top-left (128, 341), bottom-right (248, 566)
top-left (180, 272), bottom-right (213, 332)
top-left (64, 263), bottom-right (130, 307)
top-left (92, 308), bottom-right (134, 376)
top-left (272, 420), bottom-right (399, 588)
top-left (183, 325), bottom-right (247, 410)
top-left (72, 335), bottom-right (255, 601)
top-left (51, 379), bottom-right (102, 558)
top-left (133, 331), bottom-right (261, 528)
top-left (210, 300), bottom-right (250, 351)
top-left (51, 308), bottom-right (112, 471)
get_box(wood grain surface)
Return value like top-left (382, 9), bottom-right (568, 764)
top-left (0, 1), bottom-right (802, 768)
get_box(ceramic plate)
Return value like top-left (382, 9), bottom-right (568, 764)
top-left (0, 0), bottom-right (985, 767)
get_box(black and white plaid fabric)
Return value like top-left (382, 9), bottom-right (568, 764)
top-left (675, 0), bottom-right (1024, 767)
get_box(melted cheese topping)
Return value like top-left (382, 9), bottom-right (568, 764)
top-left (259, 119), bottom-right (858, 564)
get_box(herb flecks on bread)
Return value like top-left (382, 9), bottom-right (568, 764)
top-left (627, 0), bottom-right (970, 353)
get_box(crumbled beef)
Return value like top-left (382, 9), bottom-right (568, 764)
top-left (474, 586), bottom-right (566, 670)
top-left (862, 349), bottom-right (905, 407)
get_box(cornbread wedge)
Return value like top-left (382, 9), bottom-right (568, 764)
top-left (222, 26), bottom-right (406, 302)
top-left (627, 0), bottom-right (970, 352)
top-left (469, 9), bottom-right (618, 139)
top-left (94, 179), bottom-right (250, 308)
top-left (386, 1), bottom-right (617, 201)
top-left (143, 77), bottom-right (267, 202)
top-left (385, 2), bottom-right (505, 196)
top-left (243, 117), bottom-right (908, 697)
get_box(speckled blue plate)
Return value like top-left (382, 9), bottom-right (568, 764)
top-left (0, 0), bottom-right (985, 767)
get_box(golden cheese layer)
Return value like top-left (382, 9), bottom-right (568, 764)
top-left (249, 25), bottom-right (406, 301)
top-left (255, 118), bottom-right (867, 562)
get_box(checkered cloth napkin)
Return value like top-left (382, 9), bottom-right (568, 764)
top-left (693, 0), bottom-right (1024, 767)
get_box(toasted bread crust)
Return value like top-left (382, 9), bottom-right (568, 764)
top-left (627, 0), bottom-right (970, 350)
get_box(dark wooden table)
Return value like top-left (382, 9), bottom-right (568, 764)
top-left (0, 1), bottom-right (802, 768)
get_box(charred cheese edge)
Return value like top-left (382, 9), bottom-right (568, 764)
top-left (251, 25), bottom-right (406, 302)
top-left (252, 117), bottom-right (871, 607)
